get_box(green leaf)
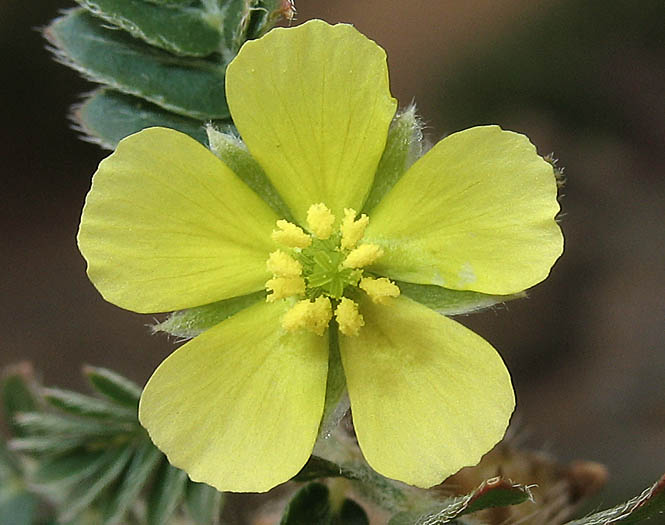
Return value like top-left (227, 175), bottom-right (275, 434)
top-left (153, 290), bottom-right (265, 339)
top-left (14, 412), bottom-right (135, 437)
top-left (565, 474), bottom-right (665, 525)
top-left (103, 440), bottom-right (162, 524)
top-left (0, 490), bottom-right (38, 525)
top-left (32, 450), bottom-right (109, 488)
top-left (206, 126), bottom-right (294, 220)
top-left (75, 89), bottom-right (210, 149)
top-left (1, 364), bottom-right (39, 438)
top-left (0, 440), bottom-right (18, 479)
top-left (389, 478), bottom-right (533, 525)
top-left (280, 483), bottom-right (332, 525)
top-left (142, 0), bottom-right (194, 5)
top-left (10, 435), bottom-right (89, 456)
top-left (42, 388), bottom-right (137, 421)
top-left (84, 366), bottom-right (142, 408)
top-left (397, 281), bottom-right (526, 316)
top-left (46, 9), bottom-right (229, 120)
top-left (186, 481), bottom-right (224, 525)
top-left (362, 105), bottom-right (423, 214)
top-left (337, 499), bottom-right (369, 525)
top-left (75, 0), bottom-right (222, 56)
top-left (59, 446), bottom-right (134, 523)
top-left (147, 462), bottom-right (188, 525)
top-left (246, 0), bottom-right (291, 40)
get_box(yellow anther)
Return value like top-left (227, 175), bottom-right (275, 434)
top-left (265, 276), bottom-right (305, 302)
top-left (359, 277), bottom-right (400, 305)
top-left (335, 298), bottom-right (365, 336)
top-left (272, 220), bottom-right (312, 248)
top-left (343, 244), bottom-right (384, 268)
top-left (282, 297), bottom-right (332, 336)
top-left (267, 250), bottom-right (302, 277)
top-left (340, 208), bottom-right (370, 250)
top-left (307, 203), bottom-right (336, 239)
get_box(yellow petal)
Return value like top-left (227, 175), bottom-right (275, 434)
top-left (139, 300), bottom-right (328, 492)
top-left (365, 126), bottom-right (563, 295)
top-left (339, 295), bottom-right (514, 488)
top-left (78, 127), bottom-right (279, 313)
top-left (226, 20), bottom-right (397, 224)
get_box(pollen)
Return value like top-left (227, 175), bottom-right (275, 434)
top-left (272, 219), bottom-right (312, 248)
top-left (335, 298), bottom-right (365, 336)
top-left (340, 208), bottom-right (369, 250)
top-left (306, 203), bottom-right (336, 239)
top-left (343, 244), bottom-right (384, 268)
top-left (282, 297), bottom-right (332, 336)
top-left (359, 277), bottom-right (400, 305)
top-left (266, 276), bottom-right (306, 302)
top-left (267, 250), bottom-right (302, 277)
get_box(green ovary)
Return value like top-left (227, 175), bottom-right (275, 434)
top-left (265, 203), bottom-right (400, 336)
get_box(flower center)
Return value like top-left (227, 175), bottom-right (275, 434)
top-left (265, 203), bottom-right (400, 336)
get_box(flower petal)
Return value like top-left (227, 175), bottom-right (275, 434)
top-left (78, 127), bottom-right (279, 313)
top-left (339, 295), bottom-right (514, 488)
top-left (139, 300), bottom-right (329, 492)
top-left (226, 19), bottom-right (397, 224)
top-left (365, 126), bottom-right (563, 295)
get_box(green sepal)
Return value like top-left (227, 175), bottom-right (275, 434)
top-left (58, 446), bottom-right (134, 523)
top-left (565, 474), bottom-right (665, 525)
top-left (363, 105), bottom-right (423, 213)
top-left (84, 365), bottom-right (142, 409)
top-left (74, 0), bottom-right (222, 56)
top-left (316, 323), bottom-right (349, 443)
top-left (280, 483), bottom-right (332, 525)
top-left (46, 9), bottom-right (229, 120)
top-left (42, 388), bottom-right (137, 421)
top-left (1, 364), bottom-right (40, 438)
top-left (388, 478), bottom-right (533, 525)
top-left (397, 281), bottom-right (526, 316)
top-left (102, 440), bottom-right (162, 524)
top-left (186, 481), bottom-right (224, 525)
top-left (147, 461), bottom-right (188, 525)
top-left (206, 126), bottom-right (294, 220)
top-left (153, 290), bottom-right (265, 339)
top-left (74, 89), bottom-right (210, 149)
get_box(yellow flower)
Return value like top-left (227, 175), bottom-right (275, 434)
top-left (77, 20), bottom-right (563, 493)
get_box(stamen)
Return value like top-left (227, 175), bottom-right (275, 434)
top-left (340, 208), bottom-right (369, 250)
top-left (359, 277), bottom-right (400, 304)
top-left (335, 298), bottom-right (365, 336)
top-left (282, 297), bottom-right (332, 336)
top-left (307, 203), bottom-right (335, 239)
top-left (266, 276), bottom-right (306, 302)
top-left (272, 220), bottom-right (311, 248)
top-left (267, 250), bottom-right (302, 277)
top-left (343, 244), bottom-right (384, 268)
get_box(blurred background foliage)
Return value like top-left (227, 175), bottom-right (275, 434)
top-left (2, 0), bottom-right (664, 520)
